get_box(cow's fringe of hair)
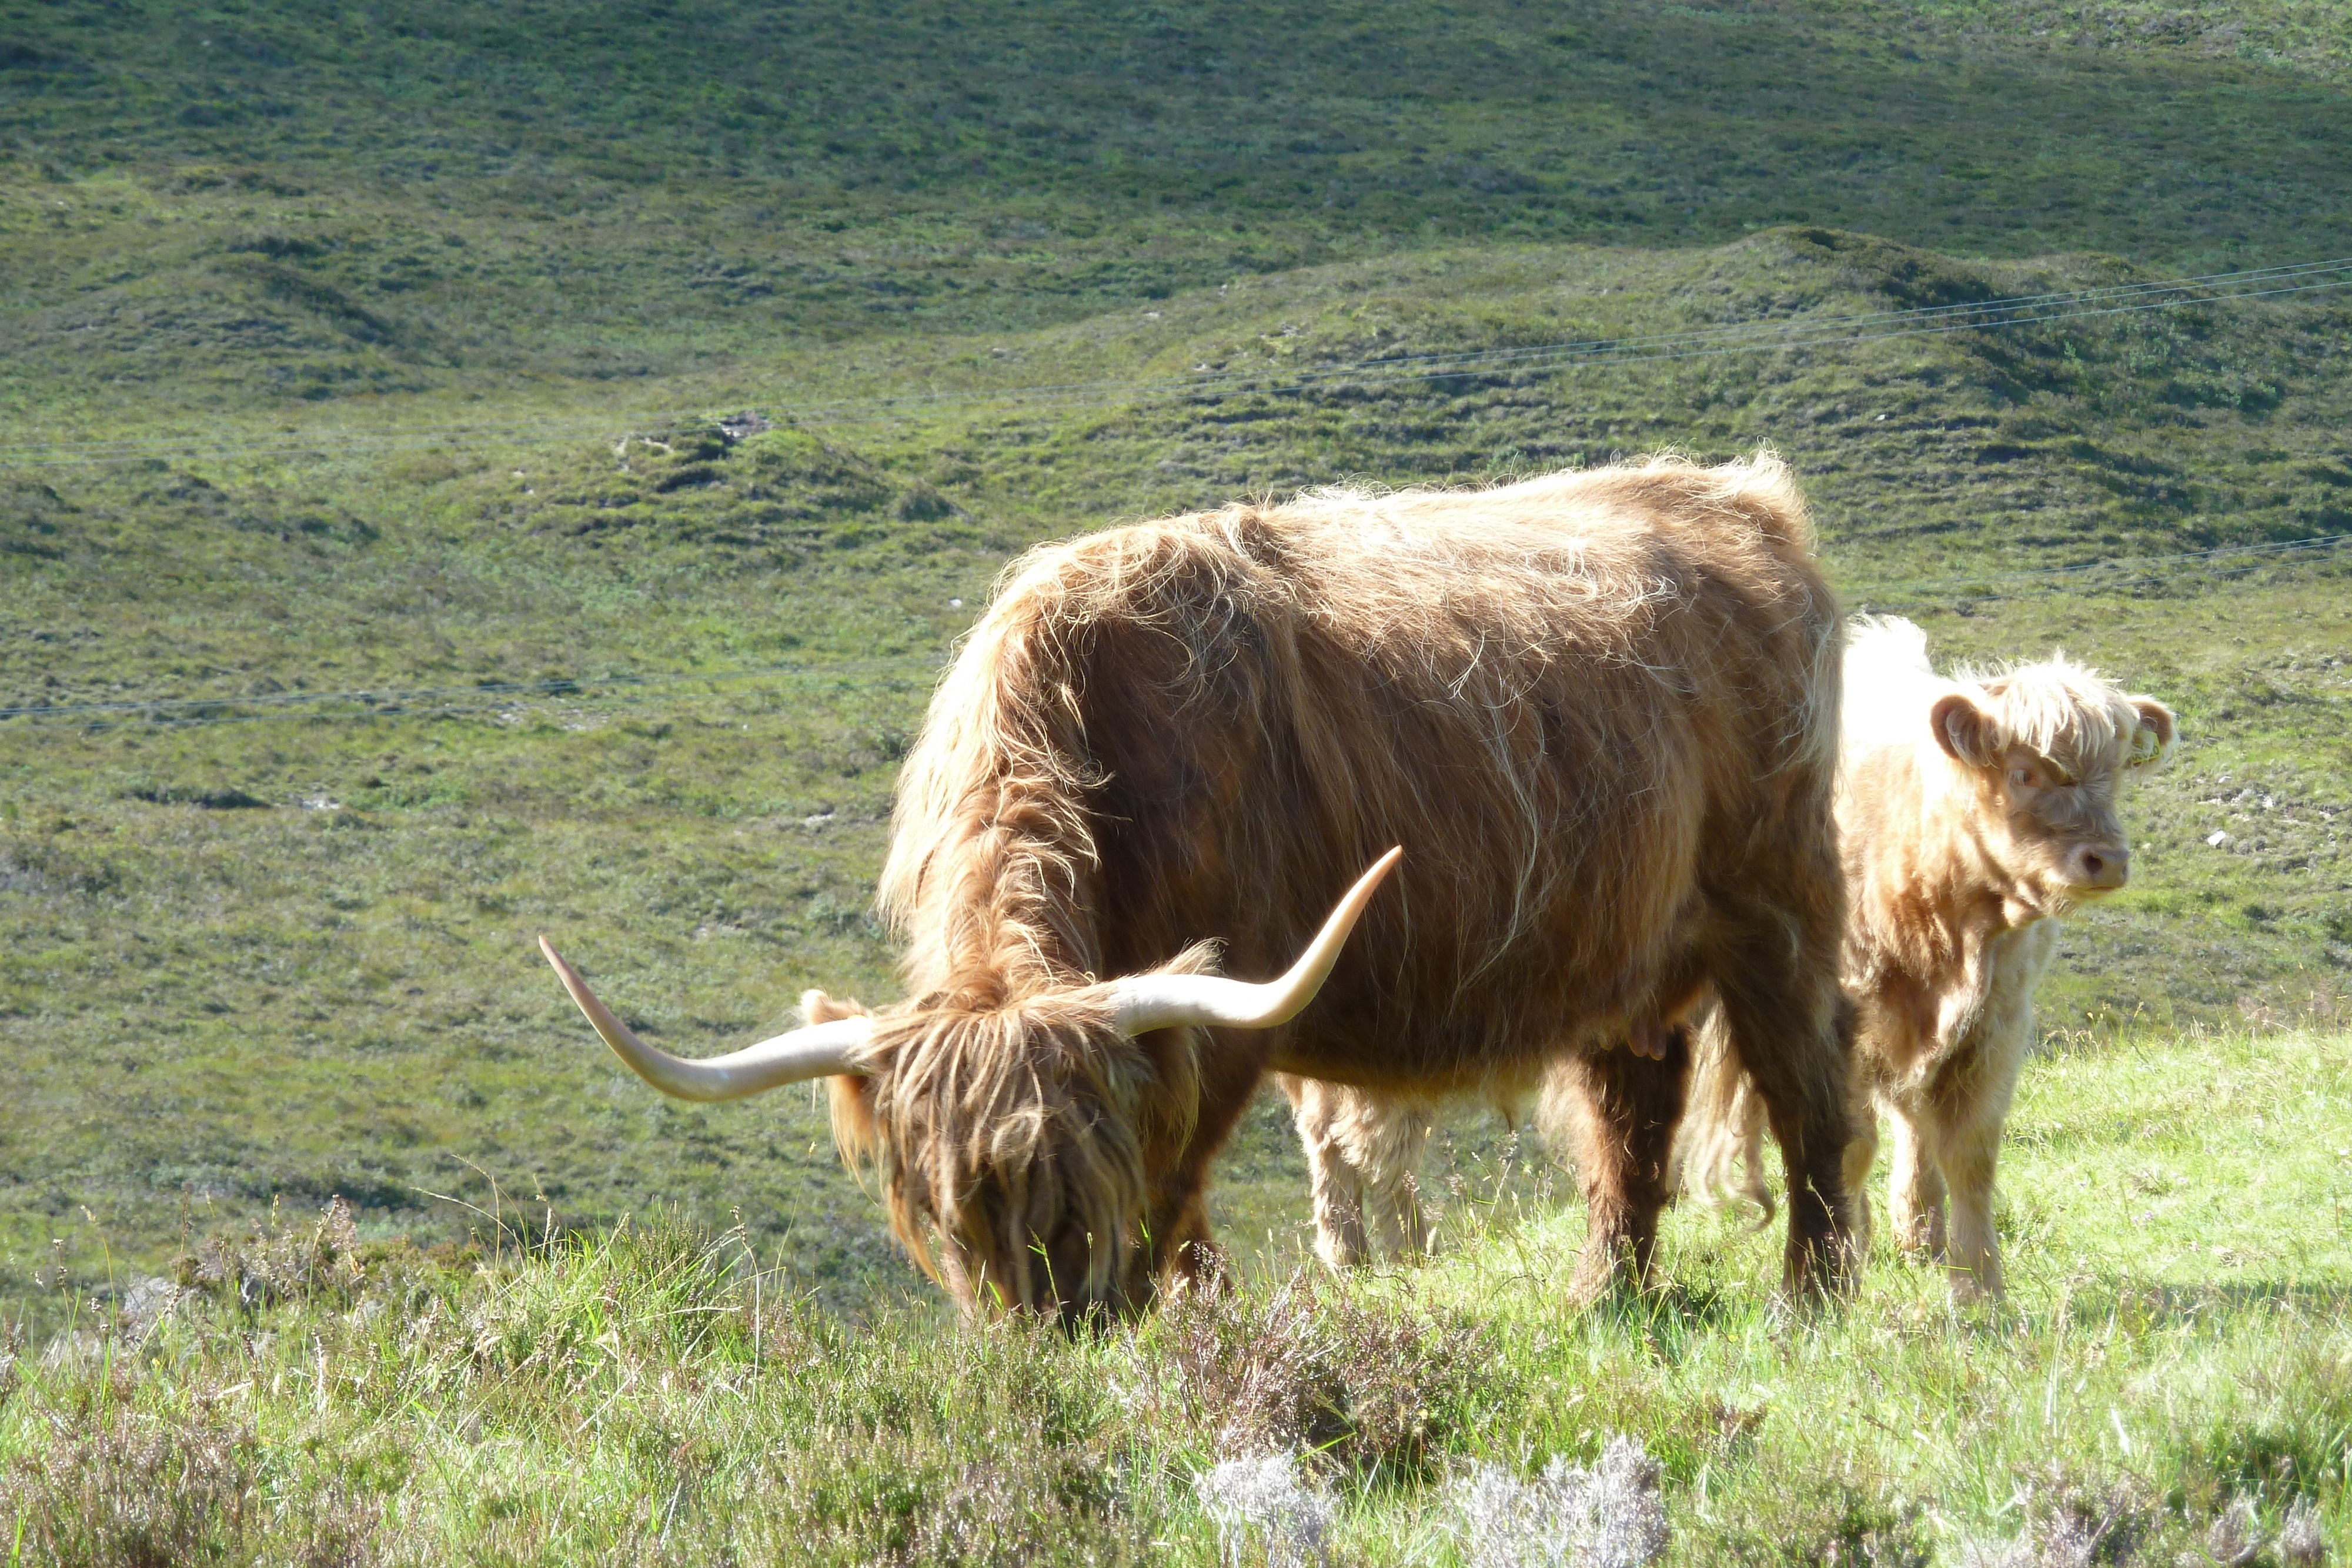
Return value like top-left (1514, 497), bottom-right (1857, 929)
top-left (823, 969), bottom-right (1214, 1310)
top-left (844, 991), bottom-right (1140, 1307)
top-left (1956, 653), bottom-right (2179, 775)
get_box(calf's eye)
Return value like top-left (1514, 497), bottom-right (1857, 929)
top-left (2009, 767), bottom-right (2036, 788)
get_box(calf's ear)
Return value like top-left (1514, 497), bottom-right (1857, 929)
top-left (2127, 697), bottom-right (2178, 768)
top-left (1928, 692), bottom-right (2000, 768)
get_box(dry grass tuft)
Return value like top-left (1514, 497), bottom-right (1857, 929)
top-left (1451, 1434), bottom-right (1671, 1568)
top-left (176, 1194), bottom-right (369, 1312)
top-left (1, 1395), bottom-right (261, 1567)
top-left (1147, 1271), bottom-right (1493, 1479)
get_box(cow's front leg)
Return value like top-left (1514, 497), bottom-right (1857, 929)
top-left (1563, 1030), bottom-right (1692, 1305)
top-left (1158, 1188), bottom-right (1231, 1295)
top-left (1139, 1047), bottom-right (1265, 1306)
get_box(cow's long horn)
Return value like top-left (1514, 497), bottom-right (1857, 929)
top-left (539, 936), bottom-right (870, 1101)
top-left (1110, 847), bottom-right (1402, 1035)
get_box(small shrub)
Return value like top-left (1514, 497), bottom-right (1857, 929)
top-left (1148, 1272), bottom-right (1494, 1479)
top-left (897, 1456), bottom-right (1129, 1564)
top-left (2277, 1497), bottom-right (2328, 1567)
top-left (1960, 1473), bottom-right (2161, 1568)
top-left (0, 1397), bottom-right (260, 1567)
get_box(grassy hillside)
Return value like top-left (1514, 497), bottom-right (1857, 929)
top-left (4, 1029), bottom-right (2347, 1563)
top-left (6, 0), bottom-right (2352, 422)
top-left (3, 0), bottom-right (2351, 1330)
top-left (6, 228), bottom-right (2348, 1309)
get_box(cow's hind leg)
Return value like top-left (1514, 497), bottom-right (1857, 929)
top-left (1713, 955), bottom-right (1857, 1300)
top-left (1562, 1028), bottom-right (1692, 1305)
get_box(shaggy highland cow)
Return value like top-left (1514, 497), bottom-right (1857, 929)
top-left (541, 454), bottom-right (1856, 1320)
top-left (1675, 616), bottom-right (2177, 1299)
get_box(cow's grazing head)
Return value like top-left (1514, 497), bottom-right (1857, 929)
top-left (1922, 650), bottom-right (2177, 914)
top-left (537, 850), bottom-right (1399, 1323)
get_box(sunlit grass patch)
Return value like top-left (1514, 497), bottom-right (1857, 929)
top-left (2, 1030), bottom-right (2345, 1563)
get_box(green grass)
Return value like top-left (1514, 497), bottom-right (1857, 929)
top-left (3, 1028), bottom-right (2346, 1563)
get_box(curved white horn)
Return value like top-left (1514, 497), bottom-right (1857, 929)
top-left (1110, 847), bottom-right (1402, 1035)
top-left (539, 936), bottom-right (870, 1102)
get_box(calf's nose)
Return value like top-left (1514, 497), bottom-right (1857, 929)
top-left (2067, 842), bottom-right (2129, 890)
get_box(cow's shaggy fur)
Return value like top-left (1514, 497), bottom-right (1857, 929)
top-left (1674, 617), bottom-right (2177, 1298)
top-left (807, 453), bottom-right (1853, 1318)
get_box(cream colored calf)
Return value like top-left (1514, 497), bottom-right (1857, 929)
top-left (1681, 616), bottom-right (2176, 1299)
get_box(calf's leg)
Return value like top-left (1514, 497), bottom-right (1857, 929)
top-left (1885, 1101), bottom-right (1949, 1260)
top-left (1940, 1112), bottom-right (2003, 1302)
top-left (1932, 928), bottom-right (2042, 1302)
top-left (1354, 1105), bottom-right (1434, 1261)
top-left (1840, 1108), bottom-right (1882, 1258)
top-left (1281, 1077), bottom-right (1435, 1268)
top-left (1933, 1043), bottom-right (2026, 1302)
top-left (1282, 1075), bottom-right (1369, 1267)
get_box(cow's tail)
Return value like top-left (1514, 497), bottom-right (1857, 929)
top-left (1669, 1004), bottom-right (1775, 1224)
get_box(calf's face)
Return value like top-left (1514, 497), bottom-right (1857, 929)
top-left (1930, 685), bottom-right (2177, 914)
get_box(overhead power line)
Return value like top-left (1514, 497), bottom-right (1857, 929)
top-left (3, 256), bottom-right (2348, 470)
